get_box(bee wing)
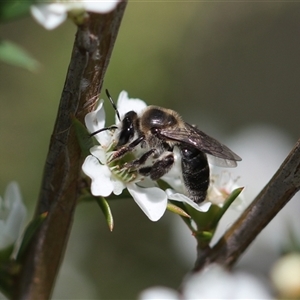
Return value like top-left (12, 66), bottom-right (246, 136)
top-left (206, 155), bottom-right (238, 168)
top-left (160, 122), bottom-right (241, 167)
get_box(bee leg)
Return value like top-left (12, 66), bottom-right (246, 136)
top-left (108, 135), bottom-right (145, 162)
top-left (139, 153), bottom-right (174, 180)
top-left (124, 149), bottom-right (156, 170)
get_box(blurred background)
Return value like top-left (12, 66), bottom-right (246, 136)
top-left (1, 2), bottom-right (300, 299)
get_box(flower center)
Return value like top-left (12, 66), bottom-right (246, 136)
top-left (106, 143), bottom-right (140, 184)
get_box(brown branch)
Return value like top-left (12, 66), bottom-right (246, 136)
top-left (194, 138), bottom-right (300, 271)
top-left (14, 2), bottom-right (127, 299)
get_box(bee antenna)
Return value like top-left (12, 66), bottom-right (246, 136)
top-left (90, 125), bottom-right (118, 137)
top-left (105, 89), bottom-right (121, 122)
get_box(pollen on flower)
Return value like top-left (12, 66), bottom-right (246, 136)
top-left (102, 138), bottom-right (141, 184)
top-left (207, 171), bottom-right (241, 206)
top-left (109, 164), bottom-right (138, 183)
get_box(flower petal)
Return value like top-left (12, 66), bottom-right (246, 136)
top-left (111, 178), bottom-right (125, 195)
top-left (31, 1), bottom-right (120, 30)
top-left (166, 189), bottom-right (211, 212)
top-left (127, 184), bottom-right (167, 222)
top-left (85, 99), bottom-right (105, 134)
top-left (116, 91), bottom-right (147, 123)
top-left (98, 130), bottom-right (114, 148)
top-left (84, 1), bottom-right (120, 13)
top-left (82, 155), bottom-right (114, 197)
top-left (139, 287), bottom-right (179, 300)
top-left (0, 182), bottom-right (26, 249)
top-left (90, 145), bottom-right (107, 164)
top-left (206, 185), bottom-right (225, 205)
top-left (207, 171), bottom-right (244, 208)
top-left (31, 4), bottom-right (68, 30)
top-left (85, 100), bottom-right (114, 146)
top-left (183, 264), bottom-right (272, 299)
top-left (136, 178), bottom-right (158, 188)
top-left (161, 148), bottom-right (185, 193)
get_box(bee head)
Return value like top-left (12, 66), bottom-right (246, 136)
top-left (117, 111), bottom-right (138, 147)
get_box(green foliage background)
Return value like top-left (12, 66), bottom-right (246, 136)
top-left (1, 2), bottom-right (300, 299)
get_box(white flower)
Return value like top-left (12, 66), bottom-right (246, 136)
top-left (82, 91), bottom-right (168, 222)
top-left (114, 90), bottom-right (148, 123)
top-left (164, 158), bottom-right (242, 212)
top-left (160, 148), bottom-right (211, 213)
top-left (82, 90), bottom-right (243, 221)
top-left (139, 264), bottom-right (273, 300)
top-left (0, 182), bottom-right (26, 250)
top-left (31, 0), bottom-right (120, 30)
top-left (207, 170), bottom-right (243, 207)
top-left (166, 189), bottom-right (212, 212)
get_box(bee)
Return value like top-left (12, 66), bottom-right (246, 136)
top-left (91, 90), bottom-right (241, 203)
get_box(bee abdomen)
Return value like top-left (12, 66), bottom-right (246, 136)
top-left (179, 145), bottom-right (210, 203)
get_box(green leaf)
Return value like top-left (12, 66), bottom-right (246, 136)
top-left (184, 203), bottom-right (218, 231)
top-left (167, 201), bottom-right (190, 218)
top-left (72, 117), bottom-right (95, 157)
top-left (211, 187), bottom-right (244, 229)
top-left (0, 245), bottom-right (14, 265)
top-left (0, 259), bottom-right (20, 299)
top-left (95, 197), bottom-right (114, 232)
top-left (0, 39), bottom-right (40, 71)
top-left (0, 1), bottom-right (33, 23)
top-left (16, 212), bottom-right (47, 262)
top-left (178, 188), bottom-right (243, 249)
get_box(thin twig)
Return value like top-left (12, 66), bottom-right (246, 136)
top-left (14, 3), bottom-right (127, 299)
top-left (194, 138), bottom-right (300, 271)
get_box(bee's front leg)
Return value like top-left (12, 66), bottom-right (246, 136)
top-left (108, 135), bottom-right (146, 163)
